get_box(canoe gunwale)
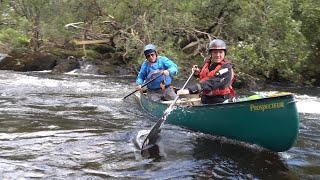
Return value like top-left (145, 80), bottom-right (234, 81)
top-left (140, 93), bottom-right (296, 110)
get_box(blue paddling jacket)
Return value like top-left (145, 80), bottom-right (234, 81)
top-left (136, 56), bottom-right (178, 90)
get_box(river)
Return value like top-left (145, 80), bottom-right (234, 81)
top-left (0, 70), bottom-right (319, 179)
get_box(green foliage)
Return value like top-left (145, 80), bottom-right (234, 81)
top-left (296, 0), bottom-right (320, 84)
top-left (0, 28), bottom-right (29, 49)
top-left (226, 0), bottom-right (310, 84)
top-left (1, 0), bottom-right (320, 85)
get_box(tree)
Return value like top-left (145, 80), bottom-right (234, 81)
top-left (296, 0), bottom-right (320, 84)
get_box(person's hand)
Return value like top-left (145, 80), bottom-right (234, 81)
top-left (177, 89), bottom-right (189, 95)
top-left (136, 85), bottom-right (142, 91)
top-left (162, 70), bottom-right (170, 76)
top-left (192, 65), bottom-right (200, 75)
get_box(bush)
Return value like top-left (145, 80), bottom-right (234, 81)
top-left (0, 28), bottom-right (29, 50)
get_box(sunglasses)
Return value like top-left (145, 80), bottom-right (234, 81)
top-left (146, 53), bottom-right (156, 58)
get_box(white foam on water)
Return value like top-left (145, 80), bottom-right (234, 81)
top-left (32, 70), bottom-right (52, 73)
top-left (65, 70), bottom-right (106, 77)
top-left (0, 71), bottom-right (116, 95)
top-left (133, 130), bottom-right (150, 149)
top-left (0, 72), bottom-right (85, 88)
top-left (295, 94), bottom-right (320, 114)
top-left (253, 91), bottom-right (320, 114)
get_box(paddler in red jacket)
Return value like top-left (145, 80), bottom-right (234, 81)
top-left (177, 39), bottom-right (236, 104)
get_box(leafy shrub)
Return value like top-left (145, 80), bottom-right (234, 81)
top-left (0, 28), bottom-right (29, 50)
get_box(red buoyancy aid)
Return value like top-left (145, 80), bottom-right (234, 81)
top-left (199, 58), bottom-right (236, 97)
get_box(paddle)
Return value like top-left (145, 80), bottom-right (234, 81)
top-left (123, 73), bottom-right (163, 100)
top-left (141, 70), bottom-right (195, 150)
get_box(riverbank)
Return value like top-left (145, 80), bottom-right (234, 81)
top-left (0, 48), bottom-right (298, 91)
top-left (0, 47), bottom-right (135, 75)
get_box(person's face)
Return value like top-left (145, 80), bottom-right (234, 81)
top-left (146, 52), bottom-right (157, 63)
top-left (211, 49), bottom-right (225, 63)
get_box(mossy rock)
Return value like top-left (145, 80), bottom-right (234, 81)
top-left (0, 52), bottom-right (57, 71)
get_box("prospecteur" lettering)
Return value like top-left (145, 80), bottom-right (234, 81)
top-left (250, 102), bottom-right (285, 112)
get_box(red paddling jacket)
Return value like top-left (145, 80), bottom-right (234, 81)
top-left (188, 58), bottom-right (235, 99)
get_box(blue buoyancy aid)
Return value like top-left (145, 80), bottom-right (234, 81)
top-left (136, 56), bottom-right (178, 90)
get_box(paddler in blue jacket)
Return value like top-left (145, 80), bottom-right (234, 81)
top-left (136, 44), bottom-right (178, 101)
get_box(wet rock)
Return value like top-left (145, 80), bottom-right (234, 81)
top-left (0, 53), bottom-right (8, 62)
top-left (0, 52), bottom-right (57, 71)
top-left (25, 53), bottom-right (57, 71)
top-left (51, 56), bottom-right (80, 74)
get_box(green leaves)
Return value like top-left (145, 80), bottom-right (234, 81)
top-left (0, 28), bottom-right (29, 50)
top-left (0, 0), bottom-right (319, 85)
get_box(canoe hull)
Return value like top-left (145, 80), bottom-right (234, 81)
top-left (138, 93), bottom-right (299, 152)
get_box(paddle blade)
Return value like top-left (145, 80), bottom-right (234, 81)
top-left (140, 71), bottom-right (194, 150)
top-left (141, 105), bottom-right (174, 149)
top-left (141, 117), bottom-right (165, 149)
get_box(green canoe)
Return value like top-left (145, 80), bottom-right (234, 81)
top-left (136, 92), bottom-right (299, 152)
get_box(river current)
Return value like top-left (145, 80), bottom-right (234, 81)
top-left (0, 70), bottom-right (319, 179)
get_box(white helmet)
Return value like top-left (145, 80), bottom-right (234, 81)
top-left (208, 39), bottom-right (227, 52)
top-left (143, 44), bottom-right (157, 56)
